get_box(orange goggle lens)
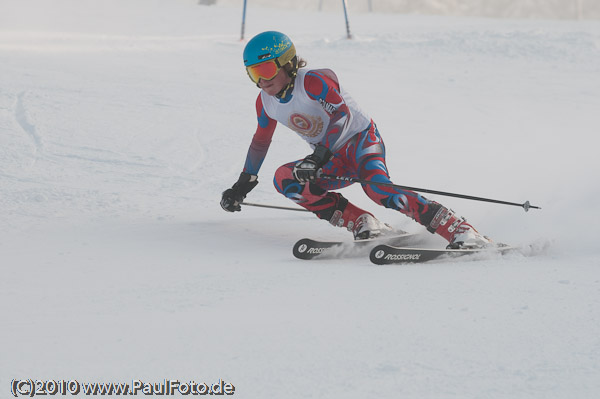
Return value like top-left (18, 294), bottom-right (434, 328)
top-left (246, 60), bottom-right (279, 83)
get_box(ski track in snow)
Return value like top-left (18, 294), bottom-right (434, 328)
top-left (1, 1), bottom-right (600, 398)
top-left (14, 91), bottom-right (43, 158)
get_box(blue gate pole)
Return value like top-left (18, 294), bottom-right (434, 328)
top-left (240, 0), bottom-right (248, 40)
top-left (342, 0), bottom-right (352, 39)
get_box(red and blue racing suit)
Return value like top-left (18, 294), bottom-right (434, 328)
top-left (243, 68), bottom-right (440, 229)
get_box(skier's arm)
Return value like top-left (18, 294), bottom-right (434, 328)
top-left (221, 96), bottom-right (276, 212)
top-left (304, 70), bottom-right (351, 151)
top-left (243, 95), bottom-right (277, 175)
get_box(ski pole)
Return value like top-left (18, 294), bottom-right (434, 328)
top-left (240, 0), bottom-right (247, 40)
top-left (319, 174), bottom-right (541, 212)
top-left (241, 202), bottom-right (310, 212)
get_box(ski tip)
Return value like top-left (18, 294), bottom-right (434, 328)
top-left (369, 244), bottom-right (391, 265)
top-left (292, 238), bottom-right (317, 260)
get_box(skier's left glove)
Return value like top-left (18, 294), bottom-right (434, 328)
top-left (220, 172), bottom-right (258, 212)
top-left (293, 145), bottom-right (333, 183)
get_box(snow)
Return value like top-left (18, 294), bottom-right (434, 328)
top-left (1, 0), bottom-right (600, 398)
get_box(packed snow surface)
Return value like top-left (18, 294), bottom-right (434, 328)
top-left (1, 1), bottom-right (599, 398)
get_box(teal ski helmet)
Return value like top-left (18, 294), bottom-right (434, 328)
top-left (243, 31), bottom-right (296, 67)
top-left (243, 31), bottom-right (297, 85)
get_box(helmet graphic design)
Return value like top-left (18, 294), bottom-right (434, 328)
top-left (243, 31), bottom-right (296, 68)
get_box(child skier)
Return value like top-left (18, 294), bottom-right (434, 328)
top-left (220, 31), bottom-right (491, 248)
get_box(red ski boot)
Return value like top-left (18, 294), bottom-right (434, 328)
top-left (426, 205), bottom-right (492, 249)
top-left (329, 199), bottom-right (392, 240)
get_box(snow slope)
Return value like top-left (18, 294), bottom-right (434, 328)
top-left (1, 1), bottom-right (600, 398)
top-left (217, 0), bottom-right (600, 20)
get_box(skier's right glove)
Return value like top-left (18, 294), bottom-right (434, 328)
top-left (220, 172), bottom-right (258, 212)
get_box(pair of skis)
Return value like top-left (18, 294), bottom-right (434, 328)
top-left (243, 181), bottom-right (537, 264)
top-left (293, 233), bottom-right (513, 264)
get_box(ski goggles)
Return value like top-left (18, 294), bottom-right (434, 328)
top-left (246, 59), bottom-right (281, 84)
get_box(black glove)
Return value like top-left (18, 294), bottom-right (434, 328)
top-left (293, 145), bottom-right (333, 183)
top-left (220, 172), bottom-right (258, 212)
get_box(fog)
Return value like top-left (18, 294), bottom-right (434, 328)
top-left (216, 0), bottom-right (600, 20)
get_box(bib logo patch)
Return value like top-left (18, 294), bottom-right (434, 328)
top-left (289, 113), bottom-right (323, 138)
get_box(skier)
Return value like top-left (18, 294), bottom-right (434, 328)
top-left (220, 31), bottom-right (491, 248)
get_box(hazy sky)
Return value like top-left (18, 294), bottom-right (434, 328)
top-left (217, 0), bottom-right (599, 19)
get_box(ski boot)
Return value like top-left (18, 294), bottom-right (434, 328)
top-left (424, 204), bottom-right (492, 249)
top-left (328, 197), bottom-right (392, 240)
top-left (446, 221), bottom-right (492, 249)
top-left (352, 213), bottom-right (393, 240)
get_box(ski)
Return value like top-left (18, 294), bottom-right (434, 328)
top-left (369, 243), bottom-right (514, 265)
top-left (293, 233), bottom-right (421, 260)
